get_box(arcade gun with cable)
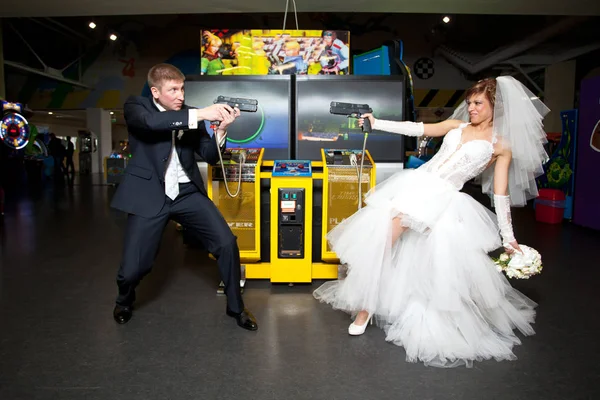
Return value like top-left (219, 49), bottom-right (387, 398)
top-left (321, 102), bottom-right (376, 264)
top-left (205, 96), bottom-right (265, 265)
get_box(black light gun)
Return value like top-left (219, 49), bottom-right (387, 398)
top-left (329, 102), bottom-right (373, 133)
top-left (210, 96), bottom-right (258, 130)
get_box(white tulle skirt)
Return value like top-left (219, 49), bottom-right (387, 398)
top-left (313, 169), bottom-right (537, 368)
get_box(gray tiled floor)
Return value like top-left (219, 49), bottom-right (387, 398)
top-left (1, 176), bottom-right (598, 400)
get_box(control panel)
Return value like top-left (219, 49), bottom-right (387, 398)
top-left (272, 160), bottom-right (312, 177)
top-left (277, 188), bottom-right (305, 258)
top-left (323, 149), bottom-right (373, 167)
top-left (212, 148), bottom-right (262, 182)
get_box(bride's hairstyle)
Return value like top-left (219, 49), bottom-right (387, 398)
top-left (465, 78), bottom-right (497, 108)
top-left (450, 76), bottom-right (550, 206)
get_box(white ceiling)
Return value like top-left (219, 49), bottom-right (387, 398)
top-left (1, 0), bottom-right (600, 18)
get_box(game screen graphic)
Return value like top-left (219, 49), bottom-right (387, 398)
top-left (184, 76), bottom-right (291, 160)
top-left (295, 76), bottom-right (406, 162)
top-left (272, 160), bottom-right (312, 177)
top-left (201, 29), bottom-right (350, 76)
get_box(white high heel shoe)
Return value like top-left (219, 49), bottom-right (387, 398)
top-left (348, 313), bottom-right (373, 336)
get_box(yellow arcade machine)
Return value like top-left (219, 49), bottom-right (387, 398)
top-left (263, 160), bottom-right (315, 283)
top-left (243, 158), bottom-right (340, 283)
top-left (320, 101), bottom-right (378, 266)
top-left (320, 149), bottom-right (376, 264)
top-left (206, 147), bottom-right (264, 290)
top-left (208, 156), bottom-right (317, 283)
top-left (207, 147), bottom-right (264, 261)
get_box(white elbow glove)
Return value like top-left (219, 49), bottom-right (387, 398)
top-left (372, 119), bottom-right (424, 137)
top-left (494, 194), bottom-right (516, 247)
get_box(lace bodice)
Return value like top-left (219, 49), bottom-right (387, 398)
top-left (422, 123), bottom-right (495, 190)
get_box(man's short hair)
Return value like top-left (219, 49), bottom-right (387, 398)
top-left (147, 63), bottom-right (185, 89)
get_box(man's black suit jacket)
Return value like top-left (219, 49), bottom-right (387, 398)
top-left (111, 95), bottom-right (225, 218)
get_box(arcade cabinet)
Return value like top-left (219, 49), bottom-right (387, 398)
top-left (78, 130), bottom-right (94, 175)
top-left (295, 75), bottom-right (405, 274)
top-left (266, 160), bottom-right (314, 282)
top-left (1, 100), bottom-right (33, 215)
top-left (320, 149), bottom-right (376, 263)
top-left (183, 75), bottom-right (294, 283)
top-left (207, 148), bottom-right (265, 263)
top-left (105, 141), bottom-right (131, 185)
top-left (1, 100), bottom-right (31, 151)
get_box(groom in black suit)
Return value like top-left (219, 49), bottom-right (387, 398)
top-left (110, 63), bottom-right (257, 331)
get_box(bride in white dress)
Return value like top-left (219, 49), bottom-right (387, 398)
top-left (313, 76), bottom-right (550, 368)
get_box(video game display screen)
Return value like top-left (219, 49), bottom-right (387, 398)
top-left (185, 75), bottom-right (292, 160)
top-left (295, 75), bottom-right (406, 162)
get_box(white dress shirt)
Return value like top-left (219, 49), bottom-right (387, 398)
top-left (153, 99), bottom-right (227, 186)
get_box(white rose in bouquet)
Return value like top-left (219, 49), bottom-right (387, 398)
top-left (492, 245), bottom-right (543, 279)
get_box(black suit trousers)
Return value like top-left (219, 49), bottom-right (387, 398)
top-left (115, 182), bottom-right (244, 314)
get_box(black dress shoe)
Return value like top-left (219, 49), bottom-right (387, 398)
top-left (226, 307), bottom-right (258, 331)
top-left (113, 305), bottom-right (133, 324)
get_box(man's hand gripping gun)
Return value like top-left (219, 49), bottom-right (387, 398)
top-left (210, 96), bottom-right (259, 130)
top-left (210, 96), bottom-right (258, 198)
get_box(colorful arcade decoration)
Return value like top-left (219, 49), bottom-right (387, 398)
top-left (536, 110), bottom-right (578, 219)
top-left (1, 100), bottom-right (31, 150)
top-left (200, 29), bottom-right (350, 76)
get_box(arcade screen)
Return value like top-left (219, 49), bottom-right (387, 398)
top-left (184, 75), bottom-right (292, 160)
top-left (295, 75), bottom-right (406, 162)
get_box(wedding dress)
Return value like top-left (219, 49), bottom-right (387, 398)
top-left (313, 122), bottom-right (537, 368)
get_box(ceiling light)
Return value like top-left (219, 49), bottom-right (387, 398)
top-left (89, 22), bottom-right (96, 29)
top-left (442, 16), bottom-right (451, 23)
top-left (110, 111), bottom-right (114, 115)
top-left (109, 34), bottom-right (117, 41)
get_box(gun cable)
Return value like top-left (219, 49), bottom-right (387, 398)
top-left (358, 132), bottom-right (368, 210)
top-left (215, 133), bottom-right (244, 198)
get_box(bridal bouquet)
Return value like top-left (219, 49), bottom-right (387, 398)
top-left (493, 245), bottom-right (543, 279)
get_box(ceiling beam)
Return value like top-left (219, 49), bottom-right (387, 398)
top-left (27, 18), bottom-right (85, 44)
top-left (436, 16), bottom-right (587, 75)
top-left (3, 60), bottom-right (92, 89)
top-left (42, 17), bottom-right (94, 43)
top-left (504, 42), bottom-right (600, 65)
